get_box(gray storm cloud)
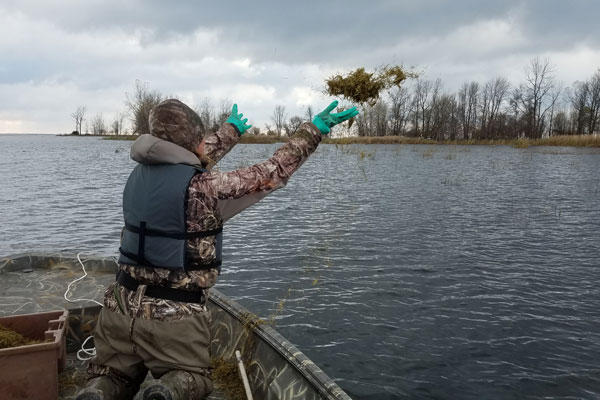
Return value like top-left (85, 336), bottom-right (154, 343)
top-left (0, 0), bottom-right (599, 132)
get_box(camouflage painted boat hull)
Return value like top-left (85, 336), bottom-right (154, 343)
top-left (0, 253), bottom-right (351, 400)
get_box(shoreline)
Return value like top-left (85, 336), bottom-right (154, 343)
top-left (59, 133), bottom-right (600, 148)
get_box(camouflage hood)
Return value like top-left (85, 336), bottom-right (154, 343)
top-left (130, 134), bottom-right (203, 167)
top-left (149, 99), bottom-right (206, 153)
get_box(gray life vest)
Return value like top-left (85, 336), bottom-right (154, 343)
top-left (118, 163), bottom-right (223, 272)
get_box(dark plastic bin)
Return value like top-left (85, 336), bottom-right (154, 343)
top-left (0, 310), bottom-right (69, 400)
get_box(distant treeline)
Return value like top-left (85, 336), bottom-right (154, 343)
top-left (353, 58), bottom-right (600, 140)
top-left (72, 58), bottom-right (600, 141)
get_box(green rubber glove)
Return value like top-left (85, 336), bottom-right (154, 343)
top-left (226, 104), bottom-right (252, 135)
top-left (312, 100), bottom-right (359, 134)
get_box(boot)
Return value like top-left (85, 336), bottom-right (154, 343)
top-left (141, 370), bottom-right (213, 400)
top-left (75, 375), bottom-right (139, 400)
top-left (74, 386), bottom-right (104, 400)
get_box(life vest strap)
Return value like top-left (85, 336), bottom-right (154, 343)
top-left (116, 270), bottom-right (206, 304)
top-left (118, 247), bottom-right (222, 272)
top-left (124, 223), bottom-right (223, 240)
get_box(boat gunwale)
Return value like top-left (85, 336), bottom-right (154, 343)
top-left (209, 289), bottom-right (352, 400)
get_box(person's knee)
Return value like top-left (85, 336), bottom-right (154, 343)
top-left (163, 369), bottom-right (213, 397)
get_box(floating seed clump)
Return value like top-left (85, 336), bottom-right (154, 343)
top-left (325, 65), bottom-right (416, 106)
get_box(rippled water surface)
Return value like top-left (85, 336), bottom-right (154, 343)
top-left (1, 134), bottom-right (600, 399)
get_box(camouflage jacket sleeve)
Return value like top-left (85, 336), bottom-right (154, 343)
top-left (215, 122), bottom-right (322, 221)
top-left (201, 123), bottom-right (240, 168)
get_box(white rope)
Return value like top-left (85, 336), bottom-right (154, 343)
top-left (63, 252), bottom-right (103, 307)
top-left (63, 252), bottom-right (104, 360)
top-left (76, 335), bottom-right (96, 361)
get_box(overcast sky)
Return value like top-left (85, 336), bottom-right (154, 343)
top-left (1, 0), bottom-right (599, 133)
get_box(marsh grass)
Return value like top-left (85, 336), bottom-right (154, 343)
top-left (360, 150), bottom-right (375, 159)
top-left (513, 139), bottom-right (530, 148)
top-left (324, 134), bottom-right (600, 148)
top-left (269, 288), bottom-right (293, 324)
top-left (240, 134), bottom-right (286, 144)
top-left (442, 177), bottom-right (461, 186)
top-left (445, 153), bottom-right (457, 160)
top-left (447, 135), bottom-right (600, 148)
top-left (101, 135), bottom-right (137, 141)
top-left (324, 136), bottom-right (437, 145)
top-left (101, 134), bottom-right (600, 148)
top-left (531, 135), bottom-right (600, 147)
top-left (359, 165), bottom-right (368, 181)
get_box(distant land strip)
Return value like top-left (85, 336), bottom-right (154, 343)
top-left (59, 133), bottom-right (600, 148)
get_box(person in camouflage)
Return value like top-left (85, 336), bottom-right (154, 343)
top-left (76, 98), bottom-right (358, 400)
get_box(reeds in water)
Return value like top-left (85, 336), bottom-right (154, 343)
top-left (323, 134), bottom-right (600, 148)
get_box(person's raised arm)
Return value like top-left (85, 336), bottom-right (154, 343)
top-left (201, 104), bottom-right (252, 168)
top-left (215, 101), bottom-right (358, 221)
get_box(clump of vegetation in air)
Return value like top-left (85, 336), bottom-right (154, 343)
top-left (325, 65), bottom-right (417, 106)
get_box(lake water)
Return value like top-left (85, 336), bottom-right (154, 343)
top-left (1, 134), bottom-right (600, 399)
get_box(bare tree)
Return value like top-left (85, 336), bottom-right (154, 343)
top-left (458, 81), bottom-right (479, 139)
top-left (570, 81), bottom-right (589, 134)
top-left (388, 86), bottom-right (411, 135)
top-left (355, 101), bottom-right (389, 137)
top-left (546, 84), bottom-right (563, 137)
top-left (587, 69), bottom-right (600, 134)
top-left (431, 93), bottom-right (458, 141)
top-left (215, 99), bottom-right (233, 130)
top-left (509, 85), bottom-right (527, 138)
top-left (411, 78), bottom-right (441, 137)
top-left (111, 112), bottom-right (126, 135)
top-left (264, 123), bottom-right (276, 136)
top-left (196, 97), bottom-right (215, 132)
top-left (304, 105), bottom-right (314, 122)
top-left (412, 79), bottom-right (432, 136)
top-left (111, 120), bottom-right (119, 135)
top-left (356, 105), bottom-right (370, 136)
top-left (271, 105), bottom-right (287, 136)
top-left (553, 109), bottom-right (570, 135)
top-left (522, 57), bottom-right (556, 138)
top-left (71, 106), bottom-right (86, 135)
top-left (125, 80), bottom-right (163, 135)
top-left (480, 77), bottom-right (510, 139)
top-left (91, 113), bottom-right (107, 135)
top-left (372, 101), bottom-right (388, 136)
top-left (286, 115), bottom-right (304, 136)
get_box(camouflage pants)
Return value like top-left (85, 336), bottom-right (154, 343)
top-left (87, 307), bottom-right (213, 398)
